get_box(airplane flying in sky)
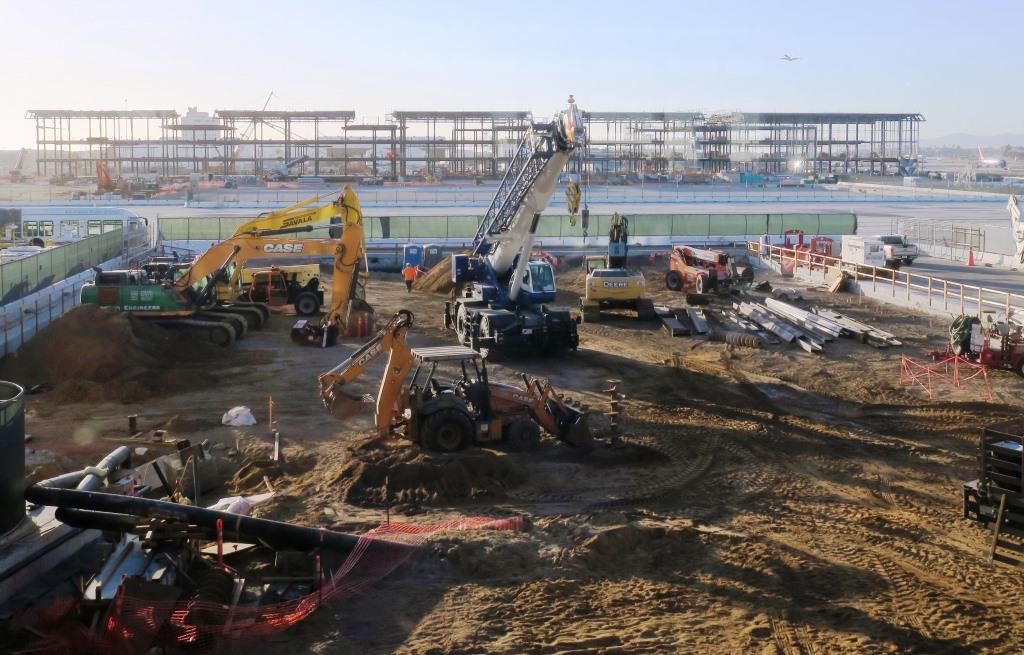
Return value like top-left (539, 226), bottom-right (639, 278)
top-left (780, 54), bottom-right (800, 61)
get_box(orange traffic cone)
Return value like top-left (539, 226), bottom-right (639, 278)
top-left (967, 247), bottom-right (976, 267)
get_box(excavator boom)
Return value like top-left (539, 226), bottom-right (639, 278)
top-left (231, 193), bottom-right (340, 237)
top-left (291, 186), bottom-right (371, 345)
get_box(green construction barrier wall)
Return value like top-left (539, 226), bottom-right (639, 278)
top-left (158, 213), bottom-right (857, 242)
top-left (0, 229), bottom-right (123, 306)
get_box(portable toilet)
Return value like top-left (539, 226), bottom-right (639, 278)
top-left (402, 244), bottom-right (423, 269)
top-left (423, 244), bottom-right (444, 269)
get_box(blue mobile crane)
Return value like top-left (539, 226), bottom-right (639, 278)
top-left (444, 96), bottom-right (586, 357)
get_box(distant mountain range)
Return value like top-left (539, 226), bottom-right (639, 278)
top-left (920, 133), bottom-right (1024, 149)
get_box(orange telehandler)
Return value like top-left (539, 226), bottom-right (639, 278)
top-left (318, 310), bottom-right (591, 452)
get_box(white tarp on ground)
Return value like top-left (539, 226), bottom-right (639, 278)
top-left (221, 406), bottom-right (257, 426)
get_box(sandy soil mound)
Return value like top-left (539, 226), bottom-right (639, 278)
top-left (413, 256), bottom-right (457, 294)
top-left (0, 305), bottom-right (224, 403)
top-left (330, 437), bottom-right (527, 505)
top-left (431, 532), bottom-right (545, 579)
top-left (567, 522), bottom-right (702, 570)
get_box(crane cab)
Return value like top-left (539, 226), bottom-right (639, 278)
top-left (517, 260), bottom-right (556, 304)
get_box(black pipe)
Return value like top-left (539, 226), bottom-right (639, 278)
top-left (27, 486), bottom-right (409, 556)
top-left (55, 507), bottom-right (148, 533)
top-left (34, 470), bottom-right (89, 490)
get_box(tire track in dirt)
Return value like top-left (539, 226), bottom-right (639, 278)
top-left (766, 607), bottom-right (822, 655)
top-left (779, 505), bottom-right (1012, 648)
top-left (505, 432), bottom-right (717, 510)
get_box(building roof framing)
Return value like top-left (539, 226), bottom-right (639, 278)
top-left (27, 108), bottom-right (924, 179)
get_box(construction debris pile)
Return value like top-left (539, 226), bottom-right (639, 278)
top-left (0, 305), bottom-right (226, 403)
top-left (8, 445), bottom-right (522, 654)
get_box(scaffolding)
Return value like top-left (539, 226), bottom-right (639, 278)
top-left (583, 112), bottom-right (701, 175)
top-left (27, 108), bottom-right (923, 179)
top-left (29, 110), bottom-right (180, 179)
top-left (696, 113), bottom-right (924, 175)
top-left (391, 111), bottom-right (531, 178)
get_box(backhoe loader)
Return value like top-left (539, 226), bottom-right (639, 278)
top-left (319, 311), bottom-right (591, 452)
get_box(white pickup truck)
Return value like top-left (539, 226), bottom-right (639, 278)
top-left (842, 235), bottom-right (918, 270)
top-left (876, 235), bottom-right (919, 267)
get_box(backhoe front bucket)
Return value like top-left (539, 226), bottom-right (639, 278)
top-left (321, 384), bottom-right (373, 420)
top-left (562, 413), bottom-right (592, 448)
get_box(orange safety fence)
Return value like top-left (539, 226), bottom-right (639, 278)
top-left (13, 515), bottom-right (523, 654)
top-left (899, 353), bottom-right (992, 401)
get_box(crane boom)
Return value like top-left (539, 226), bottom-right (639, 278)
top-left (473, 97), bottom-right (585, 275)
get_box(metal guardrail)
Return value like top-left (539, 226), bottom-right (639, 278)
top-left (747, 241), bottom-right (1024, 320)
top-left (890, 216), bottom-right (985, 251)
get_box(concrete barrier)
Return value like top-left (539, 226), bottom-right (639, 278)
top-left (916, 243), bottom-right (1022, 271)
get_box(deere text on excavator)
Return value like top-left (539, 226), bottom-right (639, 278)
top-left (580, 213), bottom-right (654, 322)
top-left (319, 311), bottom-right (591, 452)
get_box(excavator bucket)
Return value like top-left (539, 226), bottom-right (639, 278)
top-left (321, 383), bottom-right (374, 420)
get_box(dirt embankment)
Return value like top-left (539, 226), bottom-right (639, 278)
top-left (0, 305), bottom-right (226, 403)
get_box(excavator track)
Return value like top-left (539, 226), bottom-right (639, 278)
top-left (217, 303), bottom-right (268, 329)
top-left (153, 318), bottom-right (237, 347)
top-left (198, 311), bottom-right (248, 339)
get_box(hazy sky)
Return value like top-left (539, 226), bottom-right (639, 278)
top-left (2, 0), bottom-right (1021, 148)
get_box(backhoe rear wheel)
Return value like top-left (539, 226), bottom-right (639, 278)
top-left (665, 270), bottom-right (683, 291)
top-left (422, 408), bottom-right (473, 453)
top-left (504, 420), bottom-right (540, 452)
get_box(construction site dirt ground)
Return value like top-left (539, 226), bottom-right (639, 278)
top-left (11, 264), bottom-right (1024, 654)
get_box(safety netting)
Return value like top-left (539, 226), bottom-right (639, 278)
top-left (12, 515), bottom-right (523, 654)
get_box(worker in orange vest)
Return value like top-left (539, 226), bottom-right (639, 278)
top-left (403, 263), bottom-right (417, 292)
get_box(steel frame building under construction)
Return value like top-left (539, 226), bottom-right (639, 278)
top-left (27, 108), bottom-right (923, 179)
